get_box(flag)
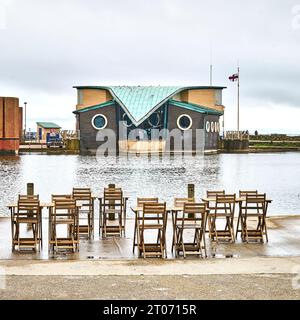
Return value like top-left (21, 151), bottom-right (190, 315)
top-left (229, 73), bottom-right (239, 82)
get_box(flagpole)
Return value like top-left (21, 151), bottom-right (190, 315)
top-left (237, 65), bottom-right (240, 137)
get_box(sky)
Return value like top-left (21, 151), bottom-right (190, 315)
top-left (0, 0), bottom-right (300, 134)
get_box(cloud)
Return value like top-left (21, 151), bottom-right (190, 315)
top-left (0, 0), bottom-right (299, 132)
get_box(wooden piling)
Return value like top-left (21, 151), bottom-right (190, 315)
top-left (109, 184), bottom-right (116, 221)
top-left (188, 184), bottom-right (195, 218)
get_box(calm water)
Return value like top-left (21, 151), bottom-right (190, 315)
top-left (0, 153), bottom-right (299, 217)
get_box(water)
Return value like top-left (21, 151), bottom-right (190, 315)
top-left (0, 152), bottom-right (299, 216)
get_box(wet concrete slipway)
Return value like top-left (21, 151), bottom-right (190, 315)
top-left (0, 216), bottom-right (300, 299)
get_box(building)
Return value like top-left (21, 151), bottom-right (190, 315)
top-left (37, 122), bottom-right (61, 143)
top-left (0, 97), bottom-right (23, 154)
top-left (73, 86), bottom-right (225, 154)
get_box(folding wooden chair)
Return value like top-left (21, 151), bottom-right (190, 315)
top-left (236, 190), bottom-right (258, 239)
top-left (137, 202), bottom-right (167, 259)
top-left (208, 194), bottom-right (236, 243)
top-left (174, 198), bottom-right (195, 208)
top-left (207, 190), bottom-right (225, 198)
top-left (12, 198), bottom-right (41, 251)
top-left (132, 198), bottom-right (159, 253)
top-left (73, 188), bottom-right (94, 239)
top-left (174, 203), bottom-right (207, 258)
top-left (240, 194), bottom-right (268, 243)
top-left (102, 188), bottom-right (125, 238)
top-left (171, 198), bottom-right (194, 253)
top-left (50, 198), bottom-right (79, 253)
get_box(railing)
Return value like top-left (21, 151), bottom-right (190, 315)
top-left (224, 131), bottom-right (249, 141)
top-left (60, 130), bottom-right (80, 140)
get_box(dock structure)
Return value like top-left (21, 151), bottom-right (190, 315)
top-left (0, 97), bottom-right (23, 154)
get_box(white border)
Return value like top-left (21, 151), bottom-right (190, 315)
top-left (177, 114), bottom-right (193, 131)
top-left (91, 114), bottom-right (108, 130)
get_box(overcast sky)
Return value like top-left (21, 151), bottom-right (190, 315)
top-left (0, 0), bottom-right (300, 133)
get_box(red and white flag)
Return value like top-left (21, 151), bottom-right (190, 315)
top-left (229, 73), bottom-right (239, 82)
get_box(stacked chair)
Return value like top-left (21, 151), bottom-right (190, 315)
top-left (174, 202), bottom-right (207, 258)
top-left (101, 187), bottom-right (127, 238)
top-left (137, 202), bottom-right (167, 259)
top-left (49, 195), bottom-right (79, 253)
top-left (132, 198), bottom-right (159, 253)
top-left (12, 195), bottom-right (41, 252)
top-left (72, 188), bottom-right (94, 239)
top-left (236, 190), bottom-right (258, 239)
top-left (239, 193), bottom-right (268, 243)
top-left (207, 194), bottom-right (236, 243)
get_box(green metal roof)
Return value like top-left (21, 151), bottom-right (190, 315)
top-left (74, 100), bottom-right (115, 114)
top-left (36, 122), bottom-right (61, 129)
top-left (169, 100), bottom-right (223, 116)
top-left (73, 86), bottom-right (226, 125)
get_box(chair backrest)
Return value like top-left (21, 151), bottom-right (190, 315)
top-left (141, 202), bottom-right (166, 226)
top-left (137, 198), bottom-right (159, 208)
top-left (18, 194), bottom-right (39, 201)
top-left (53, 199), bottom-right (77, 219)
top-left (181, 202), bottom-right (206, 227)
top-left (174, 198), bottom-right (194, 208)
top-left (239, 190), bottom-right (258, 197)
top-left (207, 190), bottom-right (225, 198)
top-left (72, 188), bottom-right (92, 202)
top-left (245, 194), bottom-right (266, 215)
top-left (104, 188), bottom-right (123, 203)
top-left (52, 194), bottom-right (72, 202)
top-left (17, 199), bottom-right (40, 219)
top-left (212, 194), bottom-right (236, 215)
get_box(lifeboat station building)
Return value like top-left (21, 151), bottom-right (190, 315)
top-left (73, 86), bottom-right (225, 154)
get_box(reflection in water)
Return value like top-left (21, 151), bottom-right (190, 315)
top-left (0, 153), bottom-right (299, 216)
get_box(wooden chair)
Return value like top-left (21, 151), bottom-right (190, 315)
top-left (171, 198), bottom-right (194, 252)
top-left (240, 194), bottom-right (268, 243)
top-left (72, 188), bottom-right (94, 239)
top-left (12, 198), bottom-right (41, 251)
top-left (236, 190), bottom-right (258, 239)
top-left (18, 195), bottom-right (39, 201)
top-left (206, 190), bottom-right (225, 198)
top-left (51, 195), bottom-right (72, 201)
top-left (102, 188), bottom-right (125, 238)
top-left (174, 203), bottom-right (207, 258)
top-left (137, 202), bottom-right (167, 259)
top-left (174, 198), bottom-right (195, 208)
top-left (50, 198), bottom-right (79, 253)
top-left (132, 198), bottom-right (159, 253)
top-left (208, 194), bottom-right (236, 243)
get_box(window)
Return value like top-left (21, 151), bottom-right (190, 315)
top-left (206, 121), bottom-right (210, 132)
top-left (122, 113), bottom-right (133, 128)
top-left (148, 112), bottom-right (161, 127)
top-left (211, 122), bottom-right (215, 133)
top-left (177, 114), bottom-right (193, 130)
top-left (91, 114), bottom-right (108, 130)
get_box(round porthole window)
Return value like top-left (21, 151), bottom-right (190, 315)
top-left (215, 122), bottom-right (220, 133)
top-left (177, 114), bottom-right (193, 130)
top-left (91, 114), bottom-right (108, 130)
top-left (206, 121), bottom-right (210, 132)
top-left (211, 122), bottom-right (215, 133)
top-left (122, 113), bottom-right (133, 128)
top-left (148, 112), bottom-right (161, 128)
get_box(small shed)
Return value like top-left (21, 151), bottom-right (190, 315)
top-left (37, 122), bottom-right (61, 142)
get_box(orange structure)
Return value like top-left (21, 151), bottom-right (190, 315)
top-left (0, 97), bottom-right (23, 154)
